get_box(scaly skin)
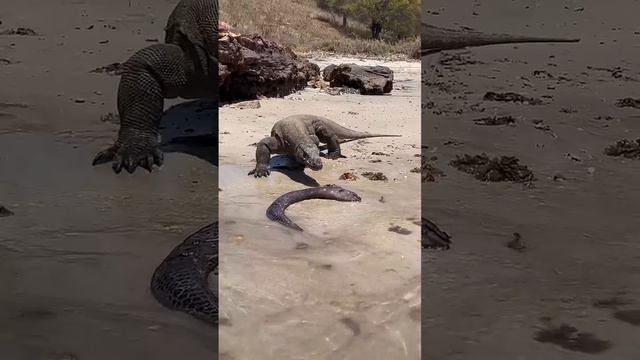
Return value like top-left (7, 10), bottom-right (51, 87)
top-left (150, 221), bottom-right (218, 326)
top-left (249, 114), bottom-right (401, 178)
top-left (266, 185), bottom-right (362, 231)
top-left (93, 0), bottom-right (218, 174)
top-left (422, 24), bottom-right (580, 55)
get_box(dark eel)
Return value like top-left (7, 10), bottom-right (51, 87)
top-left (422, 217), bottom-right (452, 250)
top-left (150, 221), bottom-right (218, 326)
top-left (266, 185), bottom-right (362, 231)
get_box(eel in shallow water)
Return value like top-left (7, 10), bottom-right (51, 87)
top-left (266, 185), bottom-right (362, 231)
top-left (422, 23), bottom-right (580, 55)
top-left (150, 221), bottom-right (218, 326)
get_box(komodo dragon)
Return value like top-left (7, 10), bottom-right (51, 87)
top-left (92, 0), bottom-right (218, 174)
top-left (422, 24), bottom-right (580, 55)
top-left (249, 115), bottom-right (401, 178)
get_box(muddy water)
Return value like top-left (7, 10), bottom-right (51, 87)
top-left (218, 58), bottom-right (421, 359)
top-left (423, 0), bottom-right (640, 359)
top-left (0, 133), bottom-right (217, 359)
top-left (1, 0), bottom-right (221, 357)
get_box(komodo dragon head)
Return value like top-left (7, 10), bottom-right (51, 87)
top-left (294, 143), bottom-right (323, 171)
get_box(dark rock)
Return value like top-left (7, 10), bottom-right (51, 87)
top-left (0, 205), bottom-right (14, 217)
top-left (422, 217), bottom-right (451, 250)
top-left (361, 171), bottom-right (388, 181)
top-left (322, 63), bottom-right (393, 95)
top-left (506, 232), bottom-right (526, 251)
top-left (388, 225), bottom-right (412, 235)
top-left (604, 139), bottom-right (640, 159)
top-left (90, 62), bottom-right (124, 76)
top-left (473, 115), bottom-right (516, 126)
top-left (615, 97), bottom-right (640, 109)
top-left (322, 64), bottom-right (337, 80)
top-left (0, 27), bottom-right (38, 36)
top-left (218, 31), bottom-right (320, 102)
top-left (483, 91), bottom-right (544, 105)
top-left (339, 172), bottom-right (358, 181)
top-left (417, 157), bottom-right (445, 182)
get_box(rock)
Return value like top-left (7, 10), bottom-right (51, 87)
top-left (322, 64), bottom-right (337, 80)
top-left (0, 205), bottom-right (14, 217)
top-left (604, 138), bottom-right (640, 159)
top-left (229, 100), bottom-right (261, 109)
top-left (339, 172), bottom-right (358, 181)
top-left (218, 31), bottom-right (320, 102)
top-left (483, 91), bottom-right (544, 105)
top-left (361, 171), bottom-right (388, 181)
top-left (615, 97), bottom-right (640, 109)
top-left (388, 225), bottom-right (412, 235)
top-left (89, 62), bottom-right (124, 76)
top-left (322, 63), bottom-right (394, 95)
top-left (506, 232), bottom-right (526, 252)
top-left (0, 27), bottom-right (38, 36)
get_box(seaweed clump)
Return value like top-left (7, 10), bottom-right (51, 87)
top-left (450, 153), bottom-right (535, 183)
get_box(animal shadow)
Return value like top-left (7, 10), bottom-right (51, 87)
top-left (159, 99), bottom-right (218, 167)
top-left (268, 155), bottom-right (320, 187)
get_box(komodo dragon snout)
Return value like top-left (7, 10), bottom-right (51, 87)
top-left (295, 143), bottom-right (323, 170)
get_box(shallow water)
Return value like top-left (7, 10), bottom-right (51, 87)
top-left (0, 133), bottom-right (217, 359)
top-left (423, 0), bottom-right (640, 358)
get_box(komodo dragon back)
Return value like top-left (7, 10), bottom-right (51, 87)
top-left (165, 0), bottom-right (218, 76)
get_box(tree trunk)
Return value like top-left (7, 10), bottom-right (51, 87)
top-left (342, 13), bottom-right (347, 27)
top-left (371, 20), bottom-right (382, 40)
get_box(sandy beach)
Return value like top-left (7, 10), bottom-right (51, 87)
top-left (218, 57), bottom-right (421, 359)
top-left (423, 0), bottom-right (640, 358)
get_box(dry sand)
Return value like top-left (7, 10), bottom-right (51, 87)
top-left (218, 57), bottom-right (421, 359)
top-left (423, 0), bottom-right (640, 359)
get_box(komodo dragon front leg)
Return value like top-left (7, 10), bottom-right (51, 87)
top-left (93, 0), bottom-right (218, 174)
top-left (248, 137), bottom-right (281, 178)
top-left (92, 44), bottom-right (195, 174)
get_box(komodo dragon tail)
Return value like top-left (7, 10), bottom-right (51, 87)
top-left (325, 118), bottom-right (402, 140)
top-left (422, 24), bottom-right (580, 55)
top-left (318, 135), bottom-right (401, 151)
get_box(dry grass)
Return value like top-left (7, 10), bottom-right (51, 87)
top-left (219, 0), bottom-right (419, 59)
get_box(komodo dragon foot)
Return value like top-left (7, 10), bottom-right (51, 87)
top-left (93, 136), bottom-right (164, 174)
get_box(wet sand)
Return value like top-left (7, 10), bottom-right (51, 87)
top-left (1, 0), bottom-right (216, 359)
top-left (218, 58), bottom-right (421, 359)
top-left (423, 0), bottom-right (640, 358)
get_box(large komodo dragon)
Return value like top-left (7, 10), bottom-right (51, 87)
top-left (89, 0), bottom-right (220, 325)
top-left (422, 23), bottom-right (580, 56)
top-left (249, 115), bottom-right (401, 178)
top-left (92, 0), bottom-right (218, 174)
